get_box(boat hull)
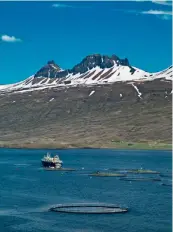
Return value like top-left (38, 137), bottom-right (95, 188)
top-left (42, 160), bottom-right (58, 168)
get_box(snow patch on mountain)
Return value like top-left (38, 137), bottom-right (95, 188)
top-left (132, 83), bottom-right (142, 99)
top-left (89, 90), bottom-right (95, 96)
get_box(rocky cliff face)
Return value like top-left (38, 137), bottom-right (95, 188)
top-left (34, 54), bottom-right (131, 78)
top-left (34, 60), bottom-right (65, 78)
top-left (69, 54), bottom-right (130, 74)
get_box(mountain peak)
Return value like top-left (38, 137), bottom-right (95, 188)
top-left (34, 60), bottom-right (62, 78)
top-left (34, 53), bottom-right (131, 78)
top-left (70, 54), bottom-right (130, 74)
top-left (47, 60), bottom-right (56, 65)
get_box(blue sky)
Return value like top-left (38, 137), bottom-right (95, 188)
top-left (0, 1), bottom-right (172, 84)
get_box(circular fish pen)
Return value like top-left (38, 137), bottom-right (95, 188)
top-left (126, 169), bottom-right (160, 174)
top-left (109, 168), bottom-right (160, 174)
top-left (49, 203), bottom-right (128, 214)
top-left (89, 172), bottom-right (127, 177)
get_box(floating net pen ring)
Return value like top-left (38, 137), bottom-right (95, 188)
top-left (49, 203), bottom-right (128, 214)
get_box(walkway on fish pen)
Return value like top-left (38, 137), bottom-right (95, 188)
top-left (49, 203), bottom-right (128, 214)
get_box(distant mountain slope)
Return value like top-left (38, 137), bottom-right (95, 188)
top-left (0, 79), bottom-right (171, 148)
top-left (0, 54), bottom-right (172, 94)
top-left (0, 53), bottom-right (171, 148)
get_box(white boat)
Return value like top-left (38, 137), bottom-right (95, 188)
top-left (41, 153), bottom-right (63, 168)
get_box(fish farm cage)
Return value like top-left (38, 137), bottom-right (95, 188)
top-left (49, 203), bottom-right (128, 214)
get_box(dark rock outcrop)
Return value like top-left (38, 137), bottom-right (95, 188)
top-left (34, 54), bottom-right (130, 78)
top-left (35, 60), bottom-right (61, 78)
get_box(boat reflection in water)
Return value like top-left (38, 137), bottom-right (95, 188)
top-left (41, 153), bottom-right (63, 169)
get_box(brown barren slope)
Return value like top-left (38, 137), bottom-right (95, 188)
top-left (0, 79), bottom-right (171, 149)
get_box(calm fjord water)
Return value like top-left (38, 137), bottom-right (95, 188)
top-left (0, 148), bottom-right (172, 232)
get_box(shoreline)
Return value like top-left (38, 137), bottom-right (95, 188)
top-left (0, 141), bottom-right (172, 151)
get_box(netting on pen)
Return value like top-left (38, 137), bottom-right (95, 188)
top-left (49, 203), bottom-right (128, 214)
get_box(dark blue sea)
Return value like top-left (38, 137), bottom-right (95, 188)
top-left (0, 148), bottom-right (172, 232)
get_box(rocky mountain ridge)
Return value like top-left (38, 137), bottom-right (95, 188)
top-left (0, 53), bottom-right (172, 94)
top-left (34, 54), bottom-right (131, 78)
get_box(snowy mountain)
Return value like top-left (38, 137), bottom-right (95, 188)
top-left (0, 53), bottom-right (172, 148)
top-left (0, 54), bottom-right (172, 94)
